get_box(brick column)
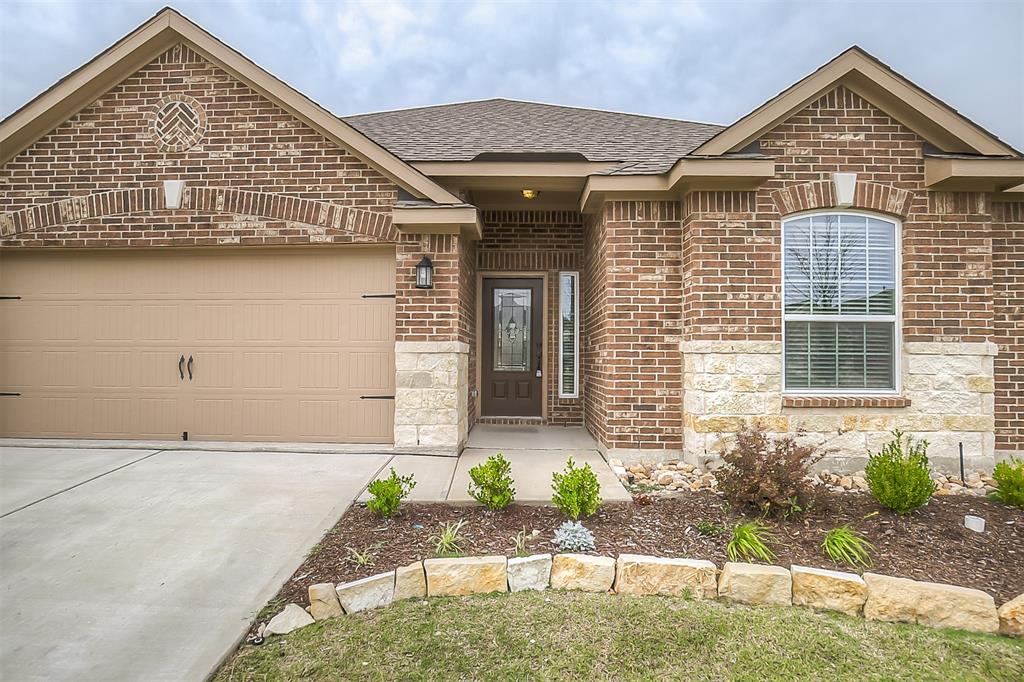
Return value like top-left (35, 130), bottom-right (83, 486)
top-left (393, 233), bottom-right (473, 453)
top-left (584, 201), bottom-right (682, 462)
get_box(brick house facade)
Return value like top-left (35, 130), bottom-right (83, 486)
top-left (1, 9), bottom-right (1021, 470)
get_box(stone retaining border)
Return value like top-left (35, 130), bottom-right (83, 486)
top-left (261, 554), bottom-right (1023, 640)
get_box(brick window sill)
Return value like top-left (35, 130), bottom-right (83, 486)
top-left (782, 396), bottom-right (911, 409)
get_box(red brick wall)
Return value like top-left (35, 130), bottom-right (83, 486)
top-left (478, 211), bottom-right (583, 425)
top-left (682, 191), bottom-right (773, 341)
top-left (585, 201), bottom-right (683, 452)
top-left (395, 233), bottom-right (467, 343)
top-left (680, 86), bottom-right (995, 346)
top-left (993, 202), bottom-right (1024, 455)
top-left (1, 44), bottom-right (398, 249)
top-left (582, 211), bottom-right (611, 444)
top-left (459, 236), bottom-right (478, 422)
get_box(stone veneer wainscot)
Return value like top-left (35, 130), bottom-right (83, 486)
top-left (681, 340), bottom-right (996, 473)
top-left (394, 341), bottom-right (470, 452)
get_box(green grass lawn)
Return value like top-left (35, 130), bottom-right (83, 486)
top-left (217, 591), bottom-right (1024, 682)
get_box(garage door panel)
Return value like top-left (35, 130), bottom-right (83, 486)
top-left (193, 304), bottom-right (235, 342)
top-left (138, 351), bottom-right (185, 389)
top-left (0, 248), bottom-right (395, 443)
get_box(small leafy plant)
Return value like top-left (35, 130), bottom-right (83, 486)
top-left (552, 520), bottom-right (596, 552)
top-left (510, 528), bottom-right (530, 557)
top-left (551, 457), bottom-right (602, 519)
top-left (715, 427), bottom-right (823, 517)
top-left (430, 520), bottom-right (467, 557)
top-left (726, 521), bottom-right (776, 563)
top-left (822, 525), bottom-right (875, 568)
top-left (989, 457), bottom-right (1024, 509)
top-left (696, 520), bottom-right (724, 537)
top-left (865, 430), bottom-right (936, 514)
top-left (467, 453), bottom-right (516, 510)
top-left (365, 468), bottom-right (416, 519)
top-left (346, 543), bottom-right (383, 567)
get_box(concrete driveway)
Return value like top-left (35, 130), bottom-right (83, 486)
top-left (0, 446), bottom-right (392, 682)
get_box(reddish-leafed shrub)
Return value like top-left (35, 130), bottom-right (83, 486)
top-left (716, 427), bottom-right (824, 517)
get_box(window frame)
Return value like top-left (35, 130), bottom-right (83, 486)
top-left (558, 271), bottom-right (580, 398)
top-left (781, 210), bottom-right (902, 396)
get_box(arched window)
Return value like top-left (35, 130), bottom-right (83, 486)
top-left (782, 212), bottom-right (900, 393)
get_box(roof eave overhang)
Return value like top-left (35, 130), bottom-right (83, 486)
top-left (924, 157), bottom-right (1024, 192)
top-left (411, 160), bottom-right (621, 193)
top-left (691, 49), bottom-right (1019, 158)
top-left (392, 205), bottom-right (483, 240)
top-left (0, 9), bottom-right (462, 205)
top-left (579, 157), bottom-right (775, 213)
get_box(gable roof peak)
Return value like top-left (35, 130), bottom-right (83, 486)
top-left (694, 45), bottom-right (1019, 158)
top-left (0, 5), bottom-right (462, 203)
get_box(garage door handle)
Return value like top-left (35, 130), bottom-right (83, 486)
top-left (187, 355), bottom-right (194, 380)
top-left (178, 355), bottom-right (185, 380)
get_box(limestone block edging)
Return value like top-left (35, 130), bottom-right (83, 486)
top-left (424, 555), bottom-right (508, 596)
top-left (261, 554), bottom-right (1018, 641)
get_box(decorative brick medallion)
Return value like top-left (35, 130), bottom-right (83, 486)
top-left (152, 94), bottom-right (206, 151)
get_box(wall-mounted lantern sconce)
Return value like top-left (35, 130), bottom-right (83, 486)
top-left (415, 256), bottom-right (434, 289)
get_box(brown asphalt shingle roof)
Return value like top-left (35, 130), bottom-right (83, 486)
top-left (342, 98), bottom-right (725, 175)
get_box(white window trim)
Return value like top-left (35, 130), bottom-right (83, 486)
top-left (781, 210), bottom-right (902, 396)
top-left (558, 271), bottom-right (580, 398)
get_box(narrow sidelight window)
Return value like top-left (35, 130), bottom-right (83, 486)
top-left (559, 272), bottom-right (579, 398)
top-left (782, 213), bottom-right (899, 392)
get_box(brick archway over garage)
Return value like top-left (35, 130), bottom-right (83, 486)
top-left (0, 187), bottom-right (399, 244)
top-left (769, 180), bottom-right (916, 219)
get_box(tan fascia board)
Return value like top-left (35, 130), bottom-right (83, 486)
top-left (413, 161), bottom-right (619, 193)
top-left (578, 158), bottom-right (775, 213)
top-left (412, 161), bottom-right (617, 178)
top-left (0, 9), bottom-right (462, 206)
top-left (925, 157), bottom-right (1024, 192)
top-left (392, 206), bottom-right (483, 240)
top-left (578, 175), bottom-right (667, 213)
top-left (692, 48), bottom-right (1018, 158)
top-left (665, 157), bottom-right (775, 191)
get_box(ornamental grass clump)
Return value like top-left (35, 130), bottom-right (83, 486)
top-left (365, 468), bottom-right (416, 519)
top-left (430, 520), bottom-right (468, 558)
top-left (553, 521), bottom-right (596, 552)
top-left (865, 430), bottom-right (936, 514)
top-left (726, 521), bottom-right (776, 563)
top-left (715, 427), bottom-right (823, 517)
top-left (990, 457), bottom-right (1024, 509)
top-left (467, 453), bottom-right (516, 510)
top-left (551, 457), bottom-right (601, 519)
top-left (822, 525), bottom-right (875, 568)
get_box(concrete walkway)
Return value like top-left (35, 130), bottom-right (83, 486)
top-left (365, 425), bottom-right (631, 503)
top-left (0, 446), bottom-right (391, 682)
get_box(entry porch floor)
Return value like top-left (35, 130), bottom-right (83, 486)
top-left (360, 424), bottom-right (631, 503)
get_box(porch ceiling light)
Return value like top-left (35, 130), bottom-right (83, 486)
top-left (521, 188), bottom-right (539, 200)
top-left (415, 255), bottom-right (434, 289)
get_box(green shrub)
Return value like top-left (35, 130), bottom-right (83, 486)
top-left (865, 430), bottom-right (936, 514)
top-left (695, 520), bottom-right (724, 537)
top-left (726, 521), bottom-right (776, 563)
top-left (990, 457), bottom-right (1024, 509)
top-left (430, 520), bottom-right (467, 557)
top-left (551, 457), bottom-right (602, 519)
top-left (822, 525), bottom-right (874, 568)
top-left (467, 453), bottom-right (516, 510)
top-left (365, 467), bottom-right (416, 519)
top-left (716, 427), bottom-right (823, 517)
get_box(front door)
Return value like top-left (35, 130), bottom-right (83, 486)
top-left (481, 277), bottom-right (543, 417)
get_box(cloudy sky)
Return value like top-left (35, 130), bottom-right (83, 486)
top-left (2, 0), bottom-right (1022, 149)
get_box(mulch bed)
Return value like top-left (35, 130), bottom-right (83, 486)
top-left (273, 492), bottom-right (1023, 610)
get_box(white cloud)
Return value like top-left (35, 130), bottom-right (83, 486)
top-left (0, 0), bottom-right (1021, 149)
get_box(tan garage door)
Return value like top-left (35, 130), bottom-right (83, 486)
top-left (0, 248), bottom-right (395, 443)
